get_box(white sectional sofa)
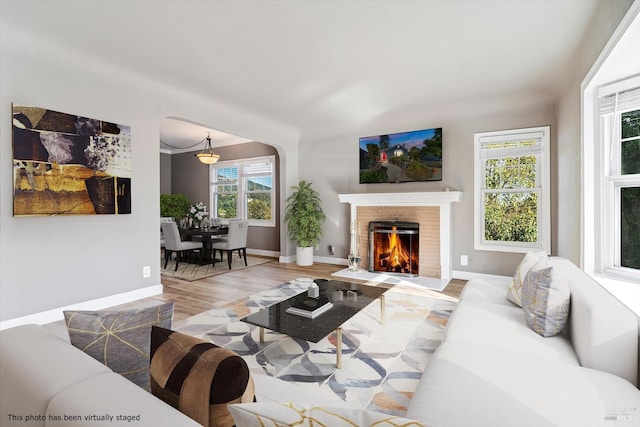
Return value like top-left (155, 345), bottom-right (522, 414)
top-left (0, 324), bottom-right (346, 427)
top-left (2, 257), bottom-right (639, 426)
top-left (0, 323), bottom-right (201, 426)
top-left (407, 257), bottom-right (640, 426)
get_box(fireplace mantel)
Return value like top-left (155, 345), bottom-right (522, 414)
top-left (338, 191), bottom-right (462, 280)
top-left (338, 191), bottom-right (462, 206)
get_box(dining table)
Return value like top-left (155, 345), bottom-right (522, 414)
top-left (179, 226), bottom-right (229, 264)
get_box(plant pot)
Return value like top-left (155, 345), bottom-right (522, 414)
top-left (296, 246), bottom-right (314, 266)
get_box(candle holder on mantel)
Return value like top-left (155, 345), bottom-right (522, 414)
top-left (347, 220), bottom-right (361, 272)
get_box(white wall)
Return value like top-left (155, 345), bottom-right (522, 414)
top-left (555, 0), bottom-right (634, 266)
top-left (0, 15), bottom-right (299, 322)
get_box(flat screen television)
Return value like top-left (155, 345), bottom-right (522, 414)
top-left (359, 127), bottom-right (442, 184)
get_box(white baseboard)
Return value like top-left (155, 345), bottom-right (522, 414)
top-left (277, 255), bottom-right (347, 266)
top-left (247, 248), bottom-right (279, 258)
top-left (313, 256), bottom-right (348, 266)
top-left (279, 254), bottom-right (296, 263)
top-left (0, 284), bottom-right (164, 331)
top-left (452, 269), bottom-right (511, 282)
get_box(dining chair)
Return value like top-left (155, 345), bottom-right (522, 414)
top-left (211, 220), bottom-right (248, 269)
top-left (160, 217), bottom-right (174, 250)
top-left (209, 217), bottom-right (239, 244)
top-left (161, 221), bottom-right (203, 271)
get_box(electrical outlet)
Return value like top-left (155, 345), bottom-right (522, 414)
top-left (460, 255), bottom-right (469, 266)
top-left (142, 266), bottom-right (151, 278)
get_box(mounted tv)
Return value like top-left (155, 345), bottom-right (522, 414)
top-left (359, 127), bottom-right (442, 184)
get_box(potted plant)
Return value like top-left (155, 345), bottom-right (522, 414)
top-left (160, 194), bottom-right (191, 221)
top-left (284, 180), bottom-right (326, 266)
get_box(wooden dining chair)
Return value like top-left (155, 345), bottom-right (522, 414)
top-left (161, 221), bottom-right (203, 271)
top-left (211, 220), bottom-right (248, 269)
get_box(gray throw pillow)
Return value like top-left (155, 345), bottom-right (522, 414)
top-left (506, 250), bottom-right (548, 307)
top-left (64, 302), bottom-right (174, 390)
top-left (521, 266), bottom-right (570, 337)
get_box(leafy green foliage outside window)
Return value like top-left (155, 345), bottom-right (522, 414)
top-left (484, 192), bottom-right (538, 243)
top-left (621, 187), bottom-right (640, 269)
top-left (621, 109), bottom-right (640, 175)
top-left (246, 176), bottom-right (272, 221)
top-left (248, 193), bottom-right (271, 220)
top-left (485, 155), bottom-right (536, 189)
top-left (483, 154), bottom-right (538, 243)
top-left (620, 109), bottom-right (640, 270)
top-left (216, 194), bottom-right (237, 218)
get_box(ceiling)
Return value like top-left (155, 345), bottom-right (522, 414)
top-left (4, 0), bottom-right (603, 151)
top-left (159, 119), bottom-right (252, 154)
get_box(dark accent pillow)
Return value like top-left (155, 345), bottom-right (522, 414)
top-left (64, 302), bottom-right (174, 391)
top-left (150, 326), bottom-right (255, 427)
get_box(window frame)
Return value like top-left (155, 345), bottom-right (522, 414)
top-left (597, 81), bottom-right (640, 281)
top-left (473, 126), bottom-right (551, 253)
top-left (210, 155), bottom-right (276, 227)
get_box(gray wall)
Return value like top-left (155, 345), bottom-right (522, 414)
top-left (0, 5), bottom-right (300, 322)
top-left (160, 152), bottom-right (172, 195)
top-left (299, 94), bottom-right (556, 276)
top-left (168, 142), bottom-right (281, 253)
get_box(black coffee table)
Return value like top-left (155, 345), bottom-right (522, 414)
top-left (240, 279), bottom-right (391, 368)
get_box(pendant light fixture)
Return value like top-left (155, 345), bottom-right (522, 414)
top-left (196, 133), bottom-right (220, 164)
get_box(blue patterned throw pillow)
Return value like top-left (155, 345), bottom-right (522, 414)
top-left (64, 302), bottom-right (174, 390)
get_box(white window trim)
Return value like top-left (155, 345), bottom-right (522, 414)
top-left (595, 79), bottom-right (640, 282)
top-left (210, 155), bottom-right (276, 227)
top-left (473, 126), bottom-right (551, 253)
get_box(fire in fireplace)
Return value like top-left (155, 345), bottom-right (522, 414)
top-left (368, 221), bottom-right (419, 276)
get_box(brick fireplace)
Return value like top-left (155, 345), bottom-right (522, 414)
top-left (338, 191), bottom-right (462, 280)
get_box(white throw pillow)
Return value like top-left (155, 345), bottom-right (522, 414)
top-left (228, 402), bottom-right (424, 427)
top-left (506, 250), bottom-right (548, 307)
top-left (521, 265), bottom-right (570, 337)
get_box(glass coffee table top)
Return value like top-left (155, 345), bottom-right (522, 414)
top-left (240, 279), bottom-right (390, 343)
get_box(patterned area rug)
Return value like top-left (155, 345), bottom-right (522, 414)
top-left (160, 255), bottom-right (271, 281)
top-left (175, 279), bottom-right (457, 416)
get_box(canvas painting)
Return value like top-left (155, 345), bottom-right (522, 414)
top-left (12, 105), bottom-right (131, 216)
top-left (359, 127), bottom-right (442, 183)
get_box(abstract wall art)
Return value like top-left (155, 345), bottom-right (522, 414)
top-left (12, 104), bottom-right (132, 216)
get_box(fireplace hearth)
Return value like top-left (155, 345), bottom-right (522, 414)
top-left (368, 221), bottom-right (419, 277)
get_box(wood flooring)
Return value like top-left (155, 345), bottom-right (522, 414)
top-left (137, 257), bottom-right (466, 323)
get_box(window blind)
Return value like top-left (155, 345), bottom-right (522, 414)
top-left (478, 132), bottom-right (543, 160)
top-left (242, 160), bottom-right (272, 176)
top-left (600, 86), bottom-right (640, 115)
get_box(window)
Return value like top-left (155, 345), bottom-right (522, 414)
top-left (210, 156), bottom-right (275, 226)
top-left (474, 126), bottom-right (551, 253)
top-left (212, 165), bottom-right (238, 219)
top-left (598, 82), bottom-right (640, 278)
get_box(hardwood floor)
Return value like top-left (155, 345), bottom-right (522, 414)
top-left (136, 257), bottom-right (466, 323)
